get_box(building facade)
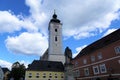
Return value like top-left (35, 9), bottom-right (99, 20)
top-left (25, 60), bottom-right (64, 80)
top-left (41, 12), bottom-right (65, 64)
top-left (72, 29), bottom-right (120, 80)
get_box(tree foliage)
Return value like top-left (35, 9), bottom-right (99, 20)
top-left (10, 62), bottom-right (26, 80)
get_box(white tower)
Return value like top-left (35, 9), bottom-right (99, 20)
top-left (48, 12), bottom-right (65, 63)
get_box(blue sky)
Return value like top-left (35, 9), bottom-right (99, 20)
top-left (0, 0), bottom-right (120, 69)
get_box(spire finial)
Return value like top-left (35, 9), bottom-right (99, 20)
top-left (53, 9), bottom-right (57, 19)
top-left (54, 9), bottom-right (56, 14)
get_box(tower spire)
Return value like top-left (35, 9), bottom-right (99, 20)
top-left (50, 10), bottom-right (60, 23)
top-left (53, 9), bottom-right (57, 19)
top-left (54, 9), bottom-right (56, 15)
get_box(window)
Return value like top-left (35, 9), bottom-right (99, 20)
top-left (84, 68), bottom-right (89, 76)
top-left (55, 76), bottom-right (57, 78)
top-left (115, 46), bottom-right (120, 54)
top-left (49, 76), bottom-right (52, 78)
top-left (91, 56), bottom-right (95, 62)
top-left (43, 76), bottom-right (46, 78)
top-left (61, 76), bottom-right (64, 78)
top-left (61, 74), bottom-right (64, 78)
top-left (98, 53), bottom-right (102, 60)
top-left (75, 70), bottom-right (80, 77)
top-left (43, 73), bottom-right (46, 78)
top-left (99, 64), bottom-right (107, 73)
top-left (83, 59), bottom-right (87, 64)
top-left (28, 73), bottom-right (32, 78)
top-left (36, 73), bottom-right (39, 78)
top-left (75, 61), bottom-right (78, 67)
top-left (55, 36), bottom-right (57, 41)
top-left (55, 29), bottom-right (57, 32)
top-left (49, 73), bottom-right (52, 78)
top-left (93, 65), bottom-right (99, 74)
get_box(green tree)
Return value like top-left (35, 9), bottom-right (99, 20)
top-left (10, 62), bottom-right (26, 80)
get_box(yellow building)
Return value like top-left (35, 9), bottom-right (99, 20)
top-left (25, 60), bottom-right (64, 80)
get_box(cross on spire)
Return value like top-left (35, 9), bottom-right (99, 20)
top-left (54, 9), bottom-right (56, 14)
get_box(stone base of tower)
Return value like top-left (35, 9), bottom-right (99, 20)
top-left (48, 54), bottom-right (65, 64)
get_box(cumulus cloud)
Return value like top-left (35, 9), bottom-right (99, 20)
top-left (25, 0), bottom-right (48, 34)
top-left (0, 0), bottom-right (120, 36)
top-left (0, 0), bottom-right (120, 55)
top-left (40, 0), bottom-right (120, 39)
top-left (5, 32), bottom-right (48, 56)
top-left (0, 0), bottom-right (47, 33)
top-left (0, 11), bottom-right (39, 33)
top-left (0, 59), bottom-right (12, 69)
top-left (0, 11), bottom-right (22, 33)
top-left (0, 59), bottom-right (30, 69)
top-left (73, 45), bottom-right (87, 58)
top-left (19, 60), bottom-right (30, 68)
top-left (103, 28), bottom-right (117, 36)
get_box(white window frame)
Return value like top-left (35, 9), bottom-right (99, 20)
top-left (93, 65), bottom-right (99, 75)
top-left (84, 68), bottom-right (89, 76)
top-left (114, 46), bottom-right (120, 54)
top-left (98, 53), bottom-right (102, 60)
top-left (99, 64), bottom-right (107, 73)
top-left (91, 55), bottom-right (95, 62)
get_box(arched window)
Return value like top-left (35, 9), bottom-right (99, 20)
top-left (55, 36), bottom-right (57, 41)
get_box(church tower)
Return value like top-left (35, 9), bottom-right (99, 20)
top-left (48, 12), bottom-right (65, 63)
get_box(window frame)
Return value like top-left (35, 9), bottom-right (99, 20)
top-left (28, 73), bottom-right (32, 78)
top-left (99, 64), bottom-right (107, 73)
top-left (84, 68), bottom-right (89, 76)
top-left (114, 46), bottom-right (120, 54)
top-left (98, 53), bottom-right (102, 60)
top-left (91, 55), bottom-right (95, 62)
top-left (75, 69), bottom-right (80, 77)
top-left (83, 59), bottom-right (87, 64)
top-left (93, 65), bottom-right (100, 75)
top-left (36, 73), bottom-right (39, 78)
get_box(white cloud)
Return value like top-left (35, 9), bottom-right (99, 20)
top-left (0, 11), bottom-right (39, 33)
top-left (0, 0), bottom-right (120, 38)
top-left (0, 59), bottom-right (12, 69)
top-left (5, 32), bottom-right (48, 56)
top-left (25, 0), bottom-right (48, 35)
top-left (0, 59), bottom-right (30, 69)
top-left (0, 11), bottom-right (22, 33)
top-left (103, 28), bottom-right (117, 36)
top-left (0, 0), bottom-right (120, 56)
top-left (19, 60), bottom-right (30, 68)
top-left (73, 45), bottom-right (87, 58)
top-left (39, 0), bottom-right (120, 39)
